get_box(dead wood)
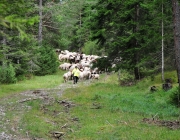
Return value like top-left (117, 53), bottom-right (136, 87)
top-left (50, 131), bottom-right (65, 139)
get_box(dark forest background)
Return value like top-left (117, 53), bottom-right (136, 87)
top-left (0, 0), bottom-right (178, 84)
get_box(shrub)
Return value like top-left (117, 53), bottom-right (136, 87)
top-left (0, 63), bottom-right (17, 84)
top-left (169, 87), bottom-right (180, 107)
top-left (118, 69), bottom-right (135, 86)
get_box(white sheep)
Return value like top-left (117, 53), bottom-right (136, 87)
top-left (69, 64), bottom-right (78, 72)
top-left (80, 60), bottom-right (91, 67)
top-left (63, 71), bottom-right (72, 83)
top-left (91, 67), bottom-right (99, 74)
top-left (59, 54), bottom-right (70, 62)
top-left (57, 49), bottom-right (104, 83)
top-left (59, 63), bottom-right (72, 71)
top-left (79, 70), bottom-right (91, 80)
top-left (91, 73), bottom-right (100, 80)
top-left (83, 66), bottom-right (91, 71)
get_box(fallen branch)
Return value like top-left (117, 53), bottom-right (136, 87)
top-left (61, 123), bottom-right (67, 128)
top-left (49, 131), bottom-right (65, 138)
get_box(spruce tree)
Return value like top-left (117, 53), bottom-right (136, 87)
top-left (90, 0), bottom-right (173, 79)
top-left (34, 45), bottom-right (59, 76)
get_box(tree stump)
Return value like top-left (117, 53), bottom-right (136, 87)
top-left (162, 78), bottom-right (172, 91)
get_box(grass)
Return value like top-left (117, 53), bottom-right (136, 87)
top-left (20, 100), bottom-right (55, 138)
top-left (1, 70), bottom-right (180, 139)
top-left (60, 72), bottom-right (180, 140)
top-left (0, 70), bottom-right (64, 98)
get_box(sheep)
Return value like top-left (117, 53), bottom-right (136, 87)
top-left (75, 54), bottom-right (81, 63)
top-left (89, 55), bottom-right (100, 60)
top-left (80, 60), bottom-right (91, 67)
top-left (59, 63), bottom-right (66, 70)
top-left (59, 54), bottom-right (70, 62)
top-left (59, 63), bottom-right (72, 71)
top-left (57, 49), bottom-right (104, 83)
top-left (83, 66), bottom-right (91, 71)
top-left (56, 49), bottom-right (61, 55)
top-left (69, 55), bottom-right (75, 64)
top-left (81, 70), bottom-right (91, 80)
top-left (91, 73), bottom-right (100, 80)
top-left (61, 50), bottom-right (69, 55)
top-left (91, 67), bottom-right (99, 74)
top-left (79, 71), bottom-right (84, 81)
top-left (69, 64), bottom-right (78, 72)
top-left (64, 63), bottom-right (72, 71)
top-left (78, 70), bottom-right (91, 81)
top-left (58, 54), bottom-right (63, 61)
top-left (63, 71), bottom-right (72, 83)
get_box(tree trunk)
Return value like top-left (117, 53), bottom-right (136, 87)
top-left (172, 0), bottom-right (180, 87)
top-left (79, 10), bottom-right (82, 51)
top-left (38, 0), bottom-right (43, 46)
top-left (161, 1), bottom-right (164, 82)
top-left (2, 32), bottom-right (7, 65)
top-left (134, 66), bottom-right (140, 80)
top-left (133, 4), bottom-right (140, 80)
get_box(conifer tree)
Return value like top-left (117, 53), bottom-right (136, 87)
top-left (34, 44), bottom-right (59, 76)
top-left (90, 0), bottom-right (173, 79)
top-left (0, 0), bottom-right (39, 81)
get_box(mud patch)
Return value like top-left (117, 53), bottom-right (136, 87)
top-left (142, 118), bottom-right (180, 130)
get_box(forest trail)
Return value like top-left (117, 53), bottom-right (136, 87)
top-left (0, 75), bottom-right (110, 140)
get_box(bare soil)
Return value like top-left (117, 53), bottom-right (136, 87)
top-left (142, 118), bottom-right (180, 130)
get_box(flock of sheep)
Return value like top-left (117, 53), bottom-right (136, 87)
top-left (57, 50), bottom-right (102, 83)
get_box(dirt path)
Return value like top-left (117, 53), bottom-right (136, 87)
top-left (0, 79), bottom-right (95, 140)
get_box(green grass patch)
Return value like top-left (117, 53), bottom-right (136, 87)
top-left (19, 98), bottom-right (70, 139)
top-left (61, 72), bottom-right (180, 139)
top-left (0, 70), bottom-right (64, 98)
